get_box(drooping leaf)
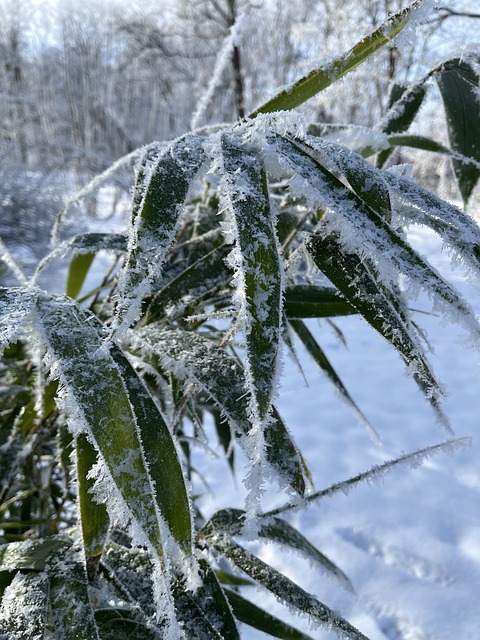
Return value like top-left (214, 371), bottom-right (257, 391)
top-left (377, 81), bottom-right (427, 167)
top-left (435, 58), bottom-right (480, 206)
top-left (0, 537), bottom-right (69, 571)
top-left (283, 285), bottom-right (356, 319)
top-left (250, 1), bottom-right (423, 115)
top-left (203, 508), bottom-right (353, 594)
top-left (0, 287), bottom-right (35, 351)
top-left (220, 131), bottom-right (283, 423)
top-left (0, 571), bottom-right (49, 640)
top-left (49, 550), bottom-right (101, 640)
top-left (134, 326), bottom-right (308, 496)
top-left (114, 134), bottom-right (207, 334)
top-left (224, 588), bottom-right (315, 640)
top-left (289, 318), bottom-right (380, 443)
top-left (207, 538), bottom-right (370, 640)
top-left (144, 244), bottom-right (231, 324)
top-left (76, 433), bottom-right (110, 579)
top-left (173, 559), bottom-right (240, 640)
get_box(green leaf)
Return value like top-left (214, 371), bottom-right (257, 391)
top-left (144, 245), bottom-right (231, 324)
top-left (284, 285), bottom-right (356, 319)
top-left (0, 571), bottom-right (49, 639)
top-left (173, 559), bottom-right (240, 639)
top-left (108, 343), bottom-right (193, 555)
top-left (0, 537), bottom-right (69, 570)
top-left (114, 134), bottom-right (207, 334)
top-left (135, 326), bottom-right (308, 496)
top-left (225, 588), bottom-right (315, 640)
top-left (208, 538), bottom-right (370, 640)
top-left (436, 58), bottom-right (480, 206)
top-left (289, 319), bottom-right (379, 443)
top-left (49, 550), bottom-right (101, 640)
top-left (377, 81), bottom-right (427, 167)
top-left (220, 132), bottom-right (282, 422)
top-left (95, 609), bottom-right (160, 640)
top-left (203, 508), bottom-right (353, 593)
top-left (250, 1), bottom-right (423, 115)
top-left (76, 433), bottom-right (110, 579)
top-left (65, 252), bottom-right (95, 299)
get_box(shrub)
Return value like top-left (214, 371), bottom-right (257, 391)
top-left (1, 2), bottom-right (479, 638)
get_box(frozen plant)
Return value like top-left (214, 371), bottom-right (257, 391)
top-left (1, 2), bottom-right (479, 638)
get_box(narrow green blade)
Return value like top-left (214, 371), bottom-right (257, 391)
top-left (289, 319), bottom-right (379, 443)
top-left (207, 538), bottom-right (370, 640)
top-left (284, 285), bottom-right (356, 318)
top-left (250, 1), bottom-right (422, 115)
top-left (114, 134), bottom-right (207, 334)
top-left (135, 326), bottom-right (308, 496)
top-left (203, 508), bottom-right (353, 594)
top-left (66, 252), bottom-right (95, 299)
top-left (436, 58), bottom-right (480, 206)
top-left (220, 132), bottom-right (282, 422)
top-left (225, 589), bottom-right (315, 640)
top-left (76, 433), bottom-right (110, 579)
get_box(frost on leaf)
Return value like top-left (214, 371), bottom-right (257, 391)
top-left (113, 134), bottom-right (207, 338)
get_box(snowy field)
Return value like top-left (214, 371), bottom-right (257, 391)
top-left (194, 224), bottom-right (480, 640)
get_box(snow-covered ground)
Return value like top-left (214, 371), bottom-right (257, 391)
top-left (196, 224), bottom-right (480, 640)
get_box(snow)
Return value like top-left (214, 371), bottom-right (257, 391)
top-left (194, 223), bottom-right (480, 640)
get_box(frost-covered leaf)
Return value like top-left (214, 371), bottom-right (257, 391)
top-left (0, 571), bottom-right (49, 640)
top-left (76, 433), bottom-right (110, 577)
top-left (134, 326), bottom-right (308, 496)
top-left (203, 508), bottom-right (353, 594)
top-left (114, 134), bottom-right (207, 335)
top-left (108, 343), bottom-right (193, 556)
top-left (49, 550), bottom-right (100, 640)
top-left (271, 133), bottom-right (480, 349)
top-left (284, 285), bottom-right (356, 319)
top-left (384, 171), bottom-right (480, 275)
top-left (173, 559), bottom-right (240, 639)
top-left (144, 245), bottom-right (231, 323)
top-left (377, 81), bottom-right (427, 167)
top-left (220, 131), bottom-right (283, 423)
top-left (224, 589), bottom-right (315, 640)
top-left (250, 0), bottom-right (423, 115)
top-left (306, 230), bottom-right (445, 412)
top-left (289, 319), bottom-right (379, 443)
top-left (0, 538), bottom-right (69, 571)
top-left (208, 538), bottom-right (370, 640)
top-left (0, 287), bottom-right (35, 351)
top-left (435, 58), bottom-right (480, 206)
top-left (95, 609), bottom-right (160, 640)
top-left (267, 437), bottom-right (471, 517)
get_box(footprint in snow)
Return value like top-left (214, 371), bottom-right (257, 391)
top-left (336, 527), bottom-right (455, 586)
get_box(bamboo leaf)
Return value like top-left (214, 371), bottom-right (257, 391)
top-left (76, 433), bottom-right (110, 579)
top-left (95, 609), bottom-right (160, 640)
top-left (284, 285), bottom-right (356, 318)
top-left (135, 326), bottom-right (308, 496)
top-left (203, 508), bottom-right (353, 594)
top-left (0, 537), bottom-right (69, 571)
top-left (66, 252), bottom-right (95, 299)
top-left (435, 58), bottom-right (480, 206)
top-left (144, 245), bottom-right (231, 323)
top-left (220, 132), bottom-right (282, 422)
top-left (49, 550), bottom-right (101, 640)
top-left (250, 1), bottom-right (423, 116)
top-left (0, 571), bottom-right (49, 639)
top-left (114, 134), bottom-right (207, 334)
top-left (377, 81), bottom-right (427, 167)
top-left (289, 319), bottom-right (380, 443)
top-left (224, 588), bottom-right (315, 640)
top-left (207, 538), bottom-right (370, 640)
